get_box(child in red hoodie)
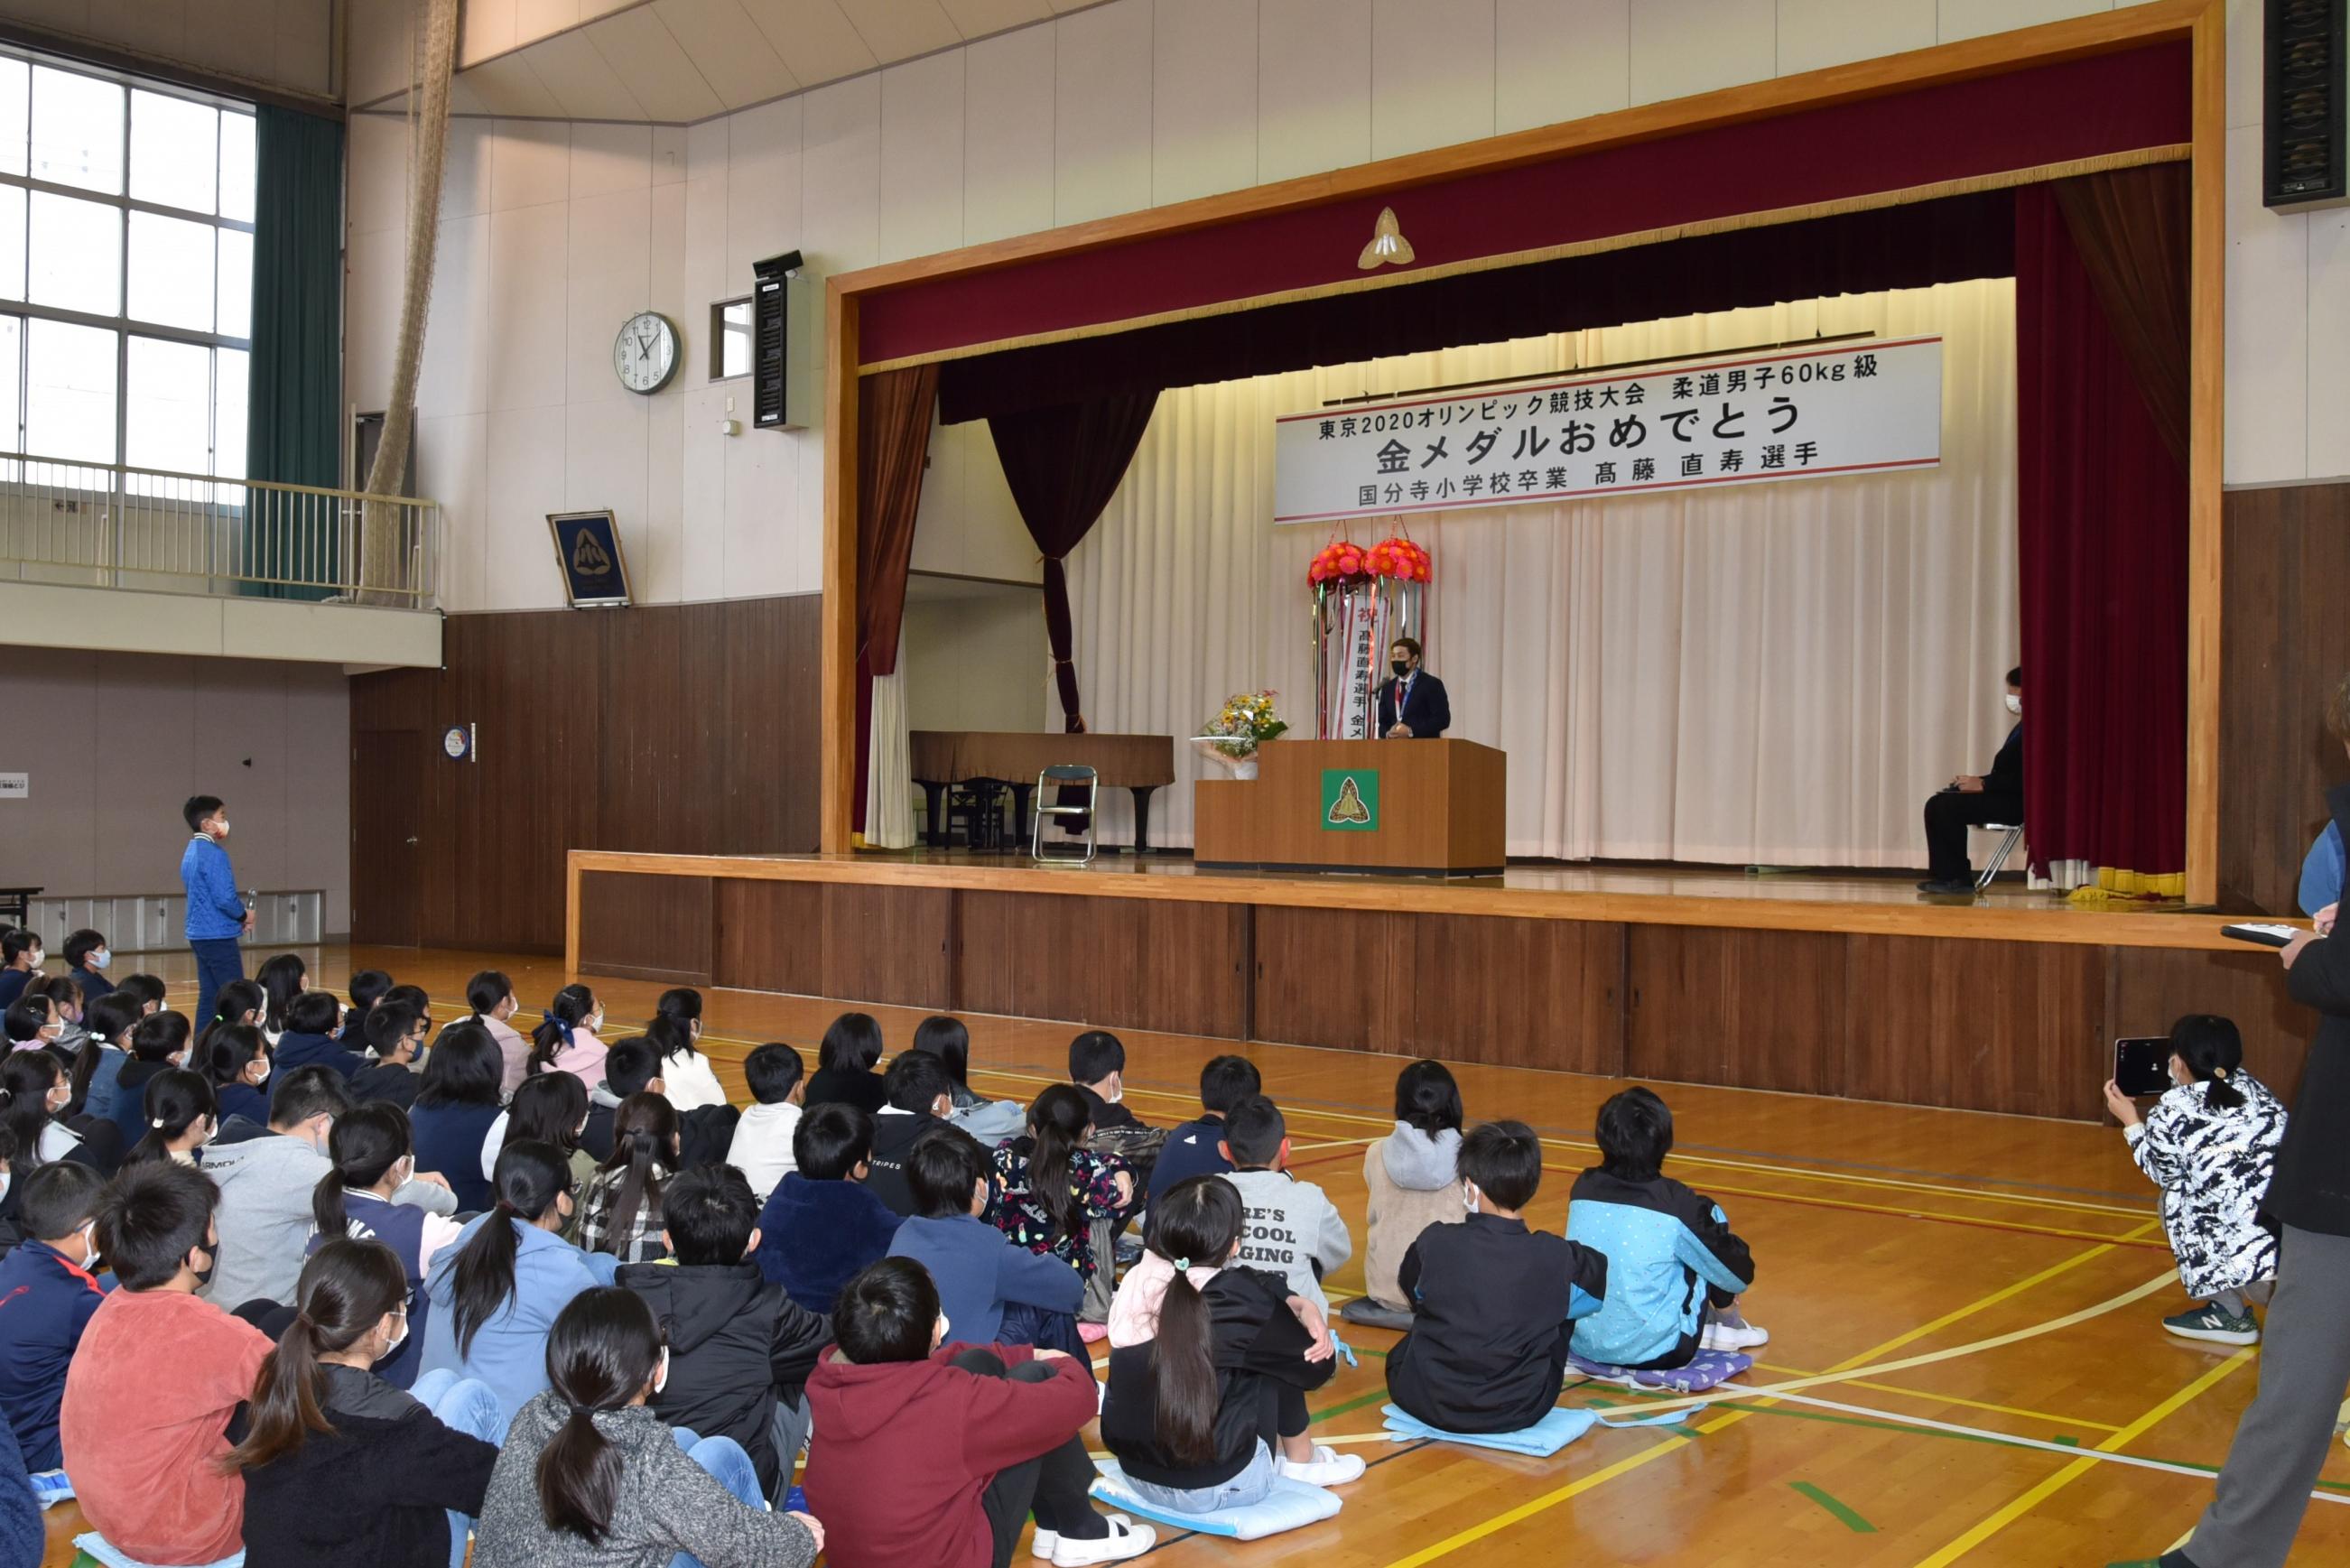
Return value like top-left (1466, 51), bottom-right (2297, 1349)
top-left (803, 1257), bottom-right (1154, 1568)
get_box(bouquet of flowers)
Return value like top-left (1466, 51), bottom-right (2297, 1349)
top-left (1365, 534), bottom-right (1432, 582)
top-left (1197, 690), bottom-right (1289, 760)
top-left (1308, 539), bottom-right (1370, 586)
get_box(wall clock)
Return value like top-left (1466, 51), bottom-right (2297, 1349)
top-left (613, 311), bottom-right (680, 394)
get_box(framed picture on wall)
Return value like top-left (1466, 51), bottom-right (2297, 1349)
top-left (548, 510), bottom-right (633, 608)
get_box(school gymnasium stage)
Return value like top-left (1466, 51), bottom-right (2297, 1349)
top-left (563, 849), bottom-right (2314, 1127)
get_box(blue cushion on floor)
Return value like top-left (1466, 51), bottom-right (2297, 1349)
top-left (1088, 1461), bottom-right (1342, 1539)
top-left (1379, 1402), bottom-right (1689, 1455)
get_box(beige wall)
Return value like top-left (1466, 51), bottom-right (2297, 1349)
top-left (0, 645), bottom-right (350, 930)
top-left (0, 0), bottom-right (334, 98)
top-left (903, 584), bottom-right (1049, 736)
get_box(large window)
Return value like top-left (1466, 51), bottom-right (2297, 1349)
top-left (0, 51), bottom-right (253, 484)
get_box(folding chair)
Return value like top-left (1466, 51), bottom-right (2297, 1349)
top-left (1032, 764), bottom-right (1099, 865)
top-left (1975, 823), bottom-right (2025, 892)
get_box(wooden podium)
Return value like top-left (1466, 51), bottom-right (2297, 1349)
top-left (1193, 739), bottom-right (1506, 877)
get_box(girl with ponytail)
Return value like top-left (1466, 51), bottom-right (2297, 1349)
top-left (200, 1021), bottom-right (272, 1127)
top-left (2106, 1014), bottom-right (2290, 1345)
top-left (989, 1083), bottom-right (1134, 1288)
top-left (0, 1050), bottom-right (84, 1175)
top-left (575, 1094), bottom-right (678, 1264)
top-left (232, 1238), bottom-right (504, 1568)
top-left (121, 1068), bottom-right (216, 1166)
top-left (470, 1287), bottom-right (821, 1568)
top-left (1098, 1175), bottom-right (1360, 1510)
top-left (311, 1103), bottom-right (460, 1389)
top-left (416, 1139), bottom-right (614, 1432)
top-left (645, 1004), bottom-right (726, 1113)
top-left (526, 985), bottom-right (607, 1090)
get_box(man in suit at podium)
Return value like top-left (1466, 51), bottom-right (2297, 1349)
top-left (1379, 638), bottom-right (1450, 739)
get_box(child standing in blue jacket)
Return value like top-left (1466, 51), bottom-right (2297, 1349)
top-left (179, 795), bottom-right (250, 1030)
top-left (1567, 1087), bottom-right (1764, 1370)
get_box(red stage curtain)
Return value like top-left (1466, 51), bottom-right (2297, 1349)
top-left (988, 391), bottom-right (1160, 731)
top-left (851, 363), bottom-right (939, 833)
top-left (2014, 184), bottom-right (2187, 885)
top-left (943, 190), bottom-right (2017, 424)
top-left (2052, 164), bottom-right (2190, 465)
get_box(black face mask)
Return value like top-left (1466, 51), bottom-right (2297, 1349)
top-left (1391, 660), bottom-right (1411, 678)
top-left (190, 1244), bottom-right (216, 1288)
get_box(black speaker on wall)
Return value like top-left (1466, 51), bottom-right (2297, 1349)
top-left (2267, 0), bottom-right (2348, 209)
top-left (751, 250), bottom-right (803, 429)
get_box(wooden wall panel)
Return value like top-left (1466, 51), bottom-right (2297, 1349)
top-left (821, 885), bottom-right (956, 1012)
top-left (578, 871), bottom-right (712, 984)
top-left (1625, 927), bottom-right (1843, 1095)
top-left (2218, 481), bottom-right (2350, 914)
top-left (1844, 935), bottom-right (2106, 1118)
top-left (1251, 906), bottom-right (1398, 1053)
top-left (2105, 944), bottom-right (2317, 1105)
top-left (349, 595), bottom-right (822, 953)
top-left (712, 879), bottom-right (825, 997)
top-left (958, 891), bottom-right (1249, 1039)
top-left (1396, 915), bottom-right (1624, 1074)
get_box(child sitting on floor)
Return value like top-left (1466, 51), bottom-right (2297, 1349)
top-left (0, 1162), bottom-right (108, 1481)
top-left (726, 1042), bottom-right (806, 1202)
top-left (1385, 1120), bottom-right (1610, 1433)
top-left (803, 1256), bottom-right (1147, 1568)
top-left (1146, 1054), bottom-right (1261, 1209)
top-left (1101, 1175), bottom-right (1361, 1512)
top-left (1347, 1059), bottom-right (1467, 1330)
top-left (1567, 1086), bottom-right (1762, 1369)
top-left (1219, 1095), bottom-right (1352, 1322)
top-left (889, 1127), bottom-right (1084, 1351)
top-left (753, 1102), bottom-right (904, 1313)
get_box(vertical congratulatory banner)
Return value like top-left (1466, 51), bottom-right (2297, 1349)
top-left (1274, 337), bottom-right (1943, 525)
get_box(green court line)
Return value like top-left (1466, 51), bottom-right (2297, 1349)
top-left (1312, 1387), bottom-right (1398, 1424)
top-left (1789, 1481), bottom-right (1877, 1533)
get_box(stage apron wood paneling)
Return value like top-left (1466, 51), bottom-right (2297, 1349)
top-left (568, 853), bottom-right (2313, 1122)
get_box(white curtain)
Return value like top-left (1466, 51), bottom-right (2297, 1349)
top-left (1064, 280), bottom-right (2020, 866)
top-left (864, 627), bottom-right (916, 849)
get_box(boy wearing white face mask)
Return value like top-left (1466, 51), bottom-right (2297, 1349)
top-left (1385, 1121), bottom-right (1609, 1434)
top-left (63, 929), bottom-right (115, 1006)
top-left (180, 793), bottom-right (253, 1030)
top-left (0, 928), bottom-right (41, 1014)
top-left (0, 1161), bottom-right (110, 1481)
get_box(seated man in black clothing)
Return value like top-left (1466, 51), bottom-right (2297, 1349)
top-left (1919, 665), bottom-right (2024, 896)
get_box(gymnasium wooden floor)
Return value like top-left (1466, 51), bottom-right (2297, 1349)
top-left (45, 943), bottom-right (2350, 1568)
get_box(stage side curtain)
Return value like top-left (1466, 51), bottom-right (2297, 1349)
top-left (2051, 164), bottom-right (2190, 467)
top-left (853, 364), bottom-right (937, 844)
top-left (989, 392), bottom-right (1159, 730)
top-left (1064, 280), bottom-right (2019, 865)
top-left (2015, 186), bottom-right (2187, 891)
top-left (246, 105), bottom-right (344, 601)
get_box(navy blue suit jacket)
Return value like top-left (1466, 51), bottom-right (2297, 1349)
top-left (1377, 673), bottom-right (1451, 738)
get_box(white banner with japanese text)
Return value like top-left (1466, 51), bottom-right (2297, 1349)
top-left (1273, 336), bottom-right (1942, 524)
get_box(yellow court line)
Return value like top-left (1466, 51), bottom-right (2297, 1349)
top-left (1290, 1137), bottom-right (1378, 1153)
top-left (1372, 1241), bottom-right (2142, 1568)
top-left (1752, 1363), bottom-right (2128, 1434)
top-left (1903, 1349), bottom-right (2253, 1568)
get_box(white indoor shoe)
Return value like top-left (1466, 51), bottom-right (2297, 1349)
top-left (1051, 1517), bottom-right (1156, 1565)
top-left (1276, 1444), bottom-right (1367, 1487)
top-left (1700, 1319), bottom-right (1769, 1352)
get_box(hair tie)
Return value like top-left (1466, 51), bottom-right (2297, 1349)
top-left (540, 1009), bottom-right (574, 1044)
top-left (1171, 1256), bottom-right (1191, 1271)
top-left (151, 1118), bottom-right (166, 1129)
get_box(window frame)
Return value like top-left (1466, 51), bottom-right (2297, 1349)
top-left (710, 295), bottom-right (753, 383)
top-left (0, 47), bottom-right (255, 485)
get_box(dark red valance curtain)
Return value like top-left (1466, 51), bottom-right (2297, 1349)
top-left (2015, 181), bottom-right (2187, 886)
top-left (989, 392), bottom-right (1160, 731)
top-left (851, 363), bottom-right (939, 835)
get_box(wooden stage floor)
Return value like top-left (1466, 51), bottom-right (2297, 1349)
top-left (49, 943), bottom-right (2350, 1568)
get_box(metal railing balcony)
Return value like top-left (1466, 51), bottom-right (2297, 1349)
top-left (0, 451), bottom-right (441, 608)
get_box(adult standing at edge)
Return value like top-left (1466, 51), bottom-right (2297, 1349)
top-left (2153, 677), bottom-right (2350, 1568)
top-left (181, 795), bottom-right (252, 1029)
top-left (1378, 637), bottom-right (1450, 739)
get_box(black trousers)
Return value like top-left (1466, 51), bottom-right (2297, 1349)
top-left (1923, 789), bottom-right (2023, 882)
top-left (953, 1349), bottom-right (1107, 1568)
